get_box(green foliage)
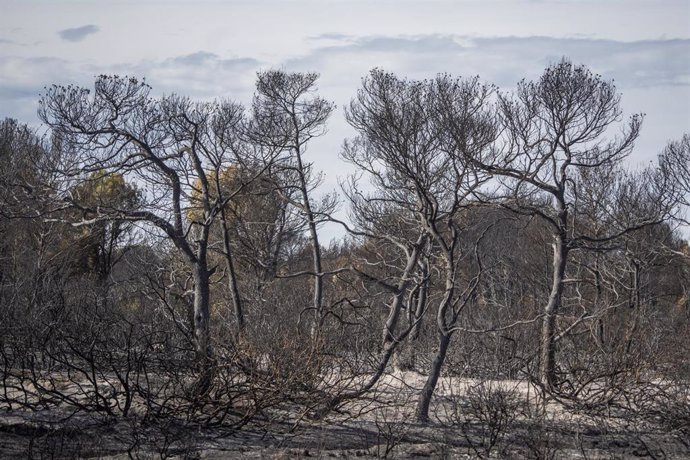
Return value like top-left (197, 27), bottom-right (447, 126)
top-left (66, 172), bottom-right (140, 278)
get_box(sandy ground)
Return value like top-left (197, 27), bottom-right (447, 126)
top-left (1, 370), bottom-right (688, 458)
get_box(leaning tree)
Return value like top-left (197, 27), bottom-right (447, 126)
top-left (343, 70), bottom-right (498, 421)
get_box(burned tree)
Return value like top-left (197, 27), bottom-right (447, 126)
top-left (250, 71), bottom-right (335, 332)
top-left (443, 60), bottom-right (666, 389)
top-left (38, 76), bottom-right (267, 379)
top-left (344, 70), bottom-right (498, 421)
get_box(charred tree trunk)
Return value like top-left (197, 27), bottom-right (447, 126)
top-left (219, 204), bottom-right (244, 337)
top-left (382, 238), bottom-right (425, 347)
top-left (192, 261), bottom-right (212, 362)
top-left (416, 254), bottom-right (456, 422)
top-left (395, 264), bottom-right (428, 371)
top-left (540, 233), bottom-right (569, 389)
top-left (625, 259), bottom-right (641, 354)
top-left (319, 237), bottom-right (427, 416)
top-left (594, 257), bottom-right (605, 348)
top-left (416, 332), bottom-right (452, 422)
top-left (191, 260), bottom-right (215, 396)
top-left (295, 151), bottom-right (324, 333)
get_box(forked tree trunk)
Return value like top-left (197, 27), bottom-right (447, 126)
top-left (382, 238), bottom-right (425, 347)
top-left (395, 267), bottom-right (428, 371)
top-left (416, 255), bottom-right (456, 422)
top-left (319, 237), bottom-right (426, 416)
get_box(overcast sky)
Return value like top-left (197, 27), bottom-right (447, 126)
top-left (2, 0), bottom-right (689, 238)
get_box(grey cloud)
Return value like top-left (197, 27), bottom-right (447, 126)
top-left (287, 34), bottom-right (690, 89)
top-left (84, 51), bottom-right (263, 101)
top-left (0, 56), bottom-right (75, 97)
top-left (169, 51), bottom-right (220, 66)
top-left (0, 51), bottom-right (263, 124)
top-left (58, 25), bottom-right (100, 42)
top-left (0, 38), bottom-right (38, 47)
top-left (308, 33), bottom-right (353, 41)
top-left (282, 33), bottom-right (690, 175)
top-left (0, 85), bottom-right (43, 100)
top-left (470, 36), bottom-right (690, 87)
top-left (167, 51), bottom-right (260, 69)
top-left (349, 35), bottom-right (464, 53)
top-left (3, 36), bottom-right (688, 129)
top-left (0, 56), bottom-right (80, 125)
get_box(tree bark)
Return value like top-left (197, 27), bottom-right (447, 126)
top-left (295, 151), bottom-right (324, 332)
top-left (396, 265), bottom-right (428, 371)
top-left (625, 259), bottom-right (641, 354)
top-left (191, 257), bottom-right (214, 396)
top-left (594, 257), bottom-right (605, 348)
top-left (192, 261), bottom-right (212, 362)
top-left (382, 238), bottom-right (424, 347)
top-left (416, 332), bottom-right (452, 422)
top-left (219, 205), bottom-right (244, 336)
top-left (319, 237), bottom-right (427, 417)
top-left (540, 234), bottom-right (568, 389)
top-left (416, 253), bottom-right (456, 422)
